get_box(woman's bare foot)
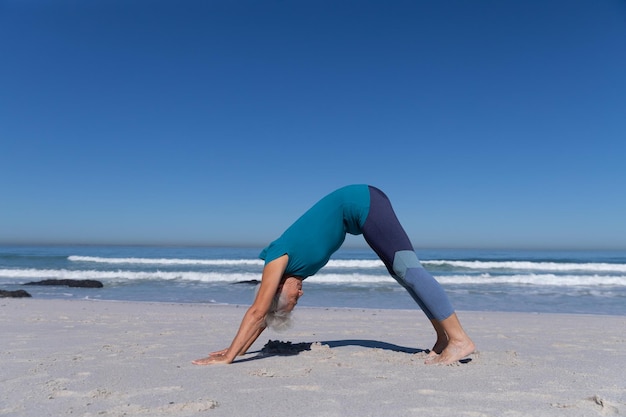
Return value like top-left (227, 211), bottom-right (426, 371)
top-left (424, 313), bottom-right (475, 365)
top-left (430, 337), bottom-right (475, 365)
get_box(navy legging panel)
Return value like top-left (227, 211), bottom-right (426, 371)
top-left (362, 186), bottom-right (414, 275)
top-left (362, 186), bottom-right (454, 320)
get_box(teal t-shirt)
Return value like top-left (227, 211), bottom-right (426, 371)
top-left (259, 184), bottom-right (371, 278)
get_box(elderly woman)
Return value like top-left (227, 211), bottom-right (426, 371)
top-left (193, 185), bottom-right (474, 366)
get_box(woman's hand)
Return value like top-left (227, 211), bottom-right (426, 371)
top-left (192, 351), bottom-right (230, 365)
top-left (192, 255), bottom-right (288, 367)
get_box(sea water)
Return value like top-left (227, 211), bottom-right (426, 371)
top-left (1, 245), bottom-right (625, 316)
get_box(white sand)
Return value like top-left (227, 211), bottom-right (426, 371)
top-left (1, 299), bottom-right (624, 417)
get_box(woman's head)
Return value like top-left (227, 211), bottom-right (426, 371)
top-left (260, 276), bottom-right (304, 332)
top-left (276, 276), bottom-right (304, 312)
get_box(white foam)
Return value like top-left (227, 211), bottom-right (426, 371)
top-left (312, 273), bottom-right (395, 284)
top-left (2, 268), bottom-right (625, 287)
top-left (68, 255), bottom-right (626, 274)
top-left (68, 255), bottom-right (383, 269)
top-left (424, 260), bottom-right (626, 273)
top-left (68, 256), bottom-right (264, 266)
top-left (437, 273), bottom-right (626, 286)
top-left (326, 259), bottom-right (384, 268)
top-left (0, 268), bottom-right (260, 283)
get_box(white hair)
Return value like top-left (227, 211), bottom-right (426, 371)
top-left (254, 284), bottom-right (293, 332)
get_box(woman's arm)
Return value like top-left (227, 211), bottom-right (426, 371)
top-left (192, 255), bottom-right (288, 365)
top-left (237, 324), bottom-right (266, 356)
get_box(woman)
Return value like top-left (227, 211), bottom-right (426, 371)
top-left (193, 185), bottom-right (475, 366)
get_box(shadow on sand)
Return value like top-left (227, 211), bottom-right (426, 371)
top-left (235, 339), bottom-right (427, 363)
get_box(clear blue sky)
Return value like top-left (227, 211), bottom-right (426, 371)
top-left (1, 0), bottom-right (625, 249)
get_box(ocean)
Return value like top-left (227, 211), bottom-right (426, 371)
top-left (1, 245), bottom-right (625, 316)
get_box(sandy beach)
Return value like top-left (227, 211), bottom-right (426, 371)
top-left (1, 299), bottom-right (624, 417)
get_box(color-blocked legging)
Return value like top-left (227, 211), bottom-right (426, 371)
top-left (361, 186), bottom-right (454, 321)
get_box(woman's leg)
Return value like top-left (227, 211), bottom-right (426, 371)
top-left (361, 186), bottom-right (453, 321)
top-left (362, 186), bottom-right (474, 364)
